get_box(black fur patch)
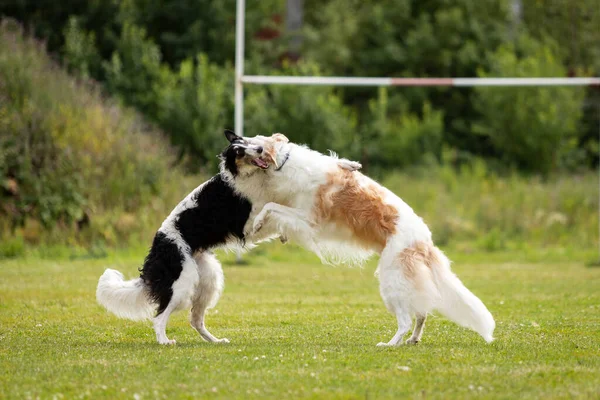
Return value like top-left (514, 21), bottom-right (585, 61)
top-left (139, 232), bottom-right (183, 315)
top-left (175, 175), bottom-right (251, 250)
top-left (221, 145), bottom-right (240, 176)
top-left (138, 174), bottom-right (252, 316)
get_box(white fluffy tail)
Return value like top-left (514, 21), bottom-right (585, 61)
top-left (431, 249), bottom-right (495, 342)
top-left (96, 269), bottom-right (154, 321)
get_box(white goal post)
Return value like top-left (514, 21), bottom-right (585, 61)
top-left (234, 0), bottom-right (600, 260)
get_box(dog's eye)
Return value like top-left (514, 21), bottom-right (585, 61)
top-left (235, 148), bottom-right (245, 157)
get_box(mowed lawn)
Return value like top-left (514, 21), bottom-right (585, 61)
top-left (0, 244), bottom-right (599, 399)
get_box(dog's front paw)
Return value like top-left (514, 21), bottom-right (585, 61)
top-left (405, 338), bottom-right (419, 345)
top-left (216, 338), bottom-right (230, 344)
top-left (252, 218), bottom-right (265, 235)
top-left (252, 210), bottom-right (269, 235)
top-left (158, 338), bottom-right (177, 345)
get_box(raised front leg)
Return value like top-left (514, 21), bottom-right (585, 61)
top-left (251, 202), bottom-right (321, 255)
top-left (251, 202), bottom-right (312, 236)
top-left (244, 206), bottom-right (287, 245)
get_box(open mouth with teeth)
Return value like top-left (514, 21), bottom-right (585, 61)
top-left (250, 158), bottom-right (269, 169)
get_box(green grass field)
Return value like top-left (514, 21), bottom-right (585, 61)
top-left (1, 244), bottom-right (599, 399)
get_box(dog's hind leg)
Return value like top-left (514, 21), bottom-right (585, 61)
top-left (153, 254), bottom-right (200, 345)
top-left (377, 254), bottom-right (412, 346)
top-left (376, 305), bottom-right (412, 347)
top-left (406, 314), bottom-right (427, 344)
top-left (376, 243), bottom-right (437, 347)
top-left (154, 303), bottom-right (178, 345)
top-left (190, 252), bottom-right (229, 343)
top-left (191, 306), bottom-right (229, 343)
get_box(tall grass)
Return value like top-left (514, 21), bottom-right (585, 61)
top-left (381, 160), bottom-right (598, 252)
top-left (0, 19), bottom-right (198, 253)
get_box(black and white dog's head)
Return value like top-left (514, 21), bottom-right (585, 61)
top-left (220, 129), bottom-right (289, 177)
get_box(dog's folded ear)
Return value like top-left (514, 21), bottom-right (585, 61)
top-left (272, 133), bottom-right (289, 143)
top-left (224, 129), bottom-right (242, 143)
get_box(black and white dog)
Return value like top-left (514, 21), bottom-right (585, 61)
top-left (96, 130), bottom-right (360, 344)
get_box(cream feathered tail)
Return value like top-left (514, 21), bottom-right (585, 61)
top-left (430, 248), bottom-right (495, 342)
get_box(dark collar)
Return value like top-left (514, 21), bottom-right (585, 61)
top-left (274, 150), bottom-right (291, 171)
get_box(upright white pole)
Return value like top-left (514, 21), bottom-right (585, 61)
top-left (234, 0), bottom-right (246, 264)
top-left (235, 0), bottom-right (245, 138)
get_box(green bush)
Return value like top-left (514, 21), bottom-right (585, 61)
top-left (473, 35), bottom-right (586, 174)
top-left (0, 236), bottom-right (25, 259)
top-left (363, 87), bottom-right (444, 168)
top-left (0, 20), bottom-right (187, 246)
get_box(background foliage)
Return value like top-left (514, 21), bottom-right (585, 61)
top-left (0, 0), bottom-right (598, 251)
top-left (2, 0), bottom-right (598, 170)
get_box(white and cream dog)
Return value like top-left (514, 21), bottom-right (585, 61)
top-left (222, 131), bottom-right (495, 346)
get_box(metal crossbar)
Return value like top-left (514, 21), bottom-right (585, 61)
top-left (242, 75), bottom-right (600, 87)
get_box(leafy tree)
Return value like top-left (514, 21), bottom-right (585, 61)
top-left (521, 0), bottom-right (600, 167)
top-left (62, 17), bottom-right (100, 79)
top-left (117, 0), bottom-right (284, 67)
top-left (522, 0), bottom-right (600, 75)
top-left (0, 0), bottom-right (121, 65)
top-left (117, 0), bottom-right (236, 67)
top-left (103, 23), bottom-right (163, 116)
top-left (154, 55), bottom-right (234, 168)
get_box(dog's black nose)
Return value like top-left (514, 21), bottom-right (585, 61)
top-left (256, 146), bottom-right (263, 154)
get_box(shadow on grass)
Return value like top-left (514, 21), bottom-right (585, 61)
top-left (93, 340), bottom-right (219, 350)
top-left (223, 258), bottom-right (251, 267)
top-left (585, 259), bottom-right (600, 268)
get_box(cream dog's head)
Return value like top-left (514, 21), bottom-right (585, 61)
top-left (220, 130), bottom-right (289, 176)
